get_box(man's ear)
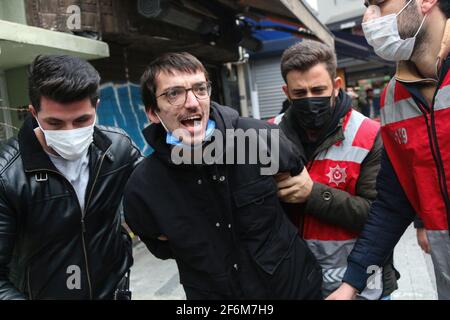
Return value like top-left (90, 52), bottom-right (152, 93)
top-left (29, 105), bottom-right (37, 118)
top-left (420, 0), bottom-right (439, 15)
top-left (147, 108), bottom-right (160, 124)
top-left (334, 77), bottom-right (343, 97)
top-left (282, 85), bottom-right (290, 100)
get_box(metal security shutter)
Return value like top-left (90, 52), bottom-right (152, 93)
top-left (251, 57), bottom-right (286, 119)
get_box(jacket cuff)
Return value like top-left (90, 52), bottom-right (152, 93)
top-left (413, 216), bottom-right (424, 229)
top-left (342, 261), bottom-right (370, 293)
top-left (305, 182), bottom-right (331, 213)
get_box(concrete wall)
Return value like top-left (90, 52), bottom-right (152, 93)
top-left (0, 1), bottom-right (27, 139)
top-left (0, 71), bottom-right (13, 140)
top-left (0, 0), bottom-right (26, 24)
top-left (315, 0), bottom-right (364, 24)
top-left (5, 67), bottom-right (28, 108)
top-left (5, 67), bottom-right (28, 133)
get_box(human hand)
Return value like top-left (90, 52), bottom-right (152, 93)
top-left (416, 228), bottom-right (431, 254)
top-left (275, 167), bottom-right (313, 203)
top-left (326, 283), bottom-right (357, 300)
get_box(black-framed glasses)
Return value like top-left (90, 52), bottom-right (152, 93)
top-left (156, 81), bottom-right (212, 106)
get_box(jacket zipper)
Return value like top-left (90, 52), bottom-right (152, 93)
top-left (429, 91), bottom-right (450, 220)
top-left (25, 145), bottom-right (111, 300)
top-left (414, 81), bottom-right (450, 223)
top-left (81, 146), bottom-right (111, 299)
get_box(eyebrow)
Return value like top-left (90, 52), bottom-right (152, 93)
top-left (311, 85), bottom-right (328, 90)
top-left (292, 88), bottom-right (307, 93)
top-left (292, 85), bottom-right (327, 91)
top-left (74, 114), bottom-right (92, 121)
top-left (45, 114), bottom-right (92, 123)
top-left (364, 0), bottom-right (384, 7)
top-left (45, 117), bottom-right (63, 123)
top-left (162, 82), bottom-right (207, 92)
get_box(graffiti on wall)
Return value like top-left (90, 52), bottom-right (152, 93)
top-left (97, 82), bottom-right (153, 155)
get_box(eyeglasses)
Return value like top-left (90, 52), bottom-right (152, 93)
top-left (156, 82), bottom-right (212, 106)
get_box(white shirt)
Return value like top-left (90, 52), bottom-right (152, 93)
top-left (47, 150), bottom-right (90, 211)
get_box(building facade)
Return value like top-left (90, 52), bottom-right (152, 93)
top-left (1, 0), bottom-right (332, 151)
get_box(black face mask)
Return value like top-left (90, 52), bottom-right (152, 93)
top-left (290, 96), bottom-right (334, 130)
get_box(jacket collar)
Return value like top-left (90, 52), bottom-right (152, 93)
top-left (281, 90), bottom-right (351, 161)
top-left (19, 114), bottom-right (112, 172)
top-left (395, 19), bottom-right (450, 84)
top-left (281, 115), bottom-right (345, 162)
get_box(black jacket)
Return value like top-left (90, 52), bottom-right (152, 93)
top-left (124, 103), bottom-right (322, 299)
top-left (0, 116), bottom-right (142, 299)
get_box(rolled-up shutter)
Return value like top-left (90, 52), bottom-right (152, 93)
top-left (251, 57), bottom-right (286, 119)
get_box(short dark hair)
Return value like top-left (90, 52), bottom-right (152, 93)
top-left (28, 55), bottom-right (100, 111)
top-left (140, 52), bottom-right (209, 112)
top-left (438, 0), bottom-right (449, 18)
top-left (281, 40), bottom-right (337, 83)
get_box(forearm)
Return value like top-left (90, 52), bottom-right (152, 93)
top-left (305, 182), bottom-right (370, 232)
top-left (140, 236), bottom-right (174, 260)
top-left (343, 198), bottom-right (413, 292)
top-left (0, 181), bottom-right (24, 300)
top-left (342, 150), bottom-right (416, 292)
top-left (275, 125), bottom-right (305, 175)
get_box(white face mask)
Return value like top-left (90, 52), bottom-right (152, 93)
top-left (37, 116), bottom-right (96, 161)
top-left (362, 0), bottom-right (427, 61)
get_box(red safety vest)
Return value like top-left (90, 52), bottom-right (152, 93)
top-left (302, 109), bottom-right (379, 240)
top-left (380, 75), bottom-right (450, 232)
top-left (275, 109), bottom-right (381, 297)
top-left (380, 70), bottom-right (450, 299)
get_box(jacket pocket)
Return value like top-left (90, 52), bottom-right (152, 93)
top-left (232, 176), bottom-right (277, 236)
top-left (233, 176), bottom-right (295, 275)
top-left (233, 176), bottom-right (277, 208)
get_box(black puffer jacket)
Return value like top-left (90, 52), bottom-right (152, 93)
top-left (0, 116), bottom-right (142, 300)
top-left (125, 103), bottom-right (323, 299)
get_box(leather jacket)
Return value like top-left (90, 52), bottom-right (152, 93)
top-left (0, 116), bottom-right (142, 299)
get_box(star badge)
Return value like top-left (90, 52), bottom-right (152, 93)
top-left (326, 164), bottom-right (347, 186)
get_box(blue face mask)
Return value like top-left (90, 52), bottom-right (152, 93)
top-left (165, 119), bottom-right (216, 147)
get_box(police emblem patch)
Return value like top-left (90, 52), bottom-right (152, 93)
top-left (326, 165), bottom-right (347, 186)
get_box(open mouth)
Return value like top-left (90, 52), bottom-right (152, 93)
top-left (180, 115), bottom-right (202, 129)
